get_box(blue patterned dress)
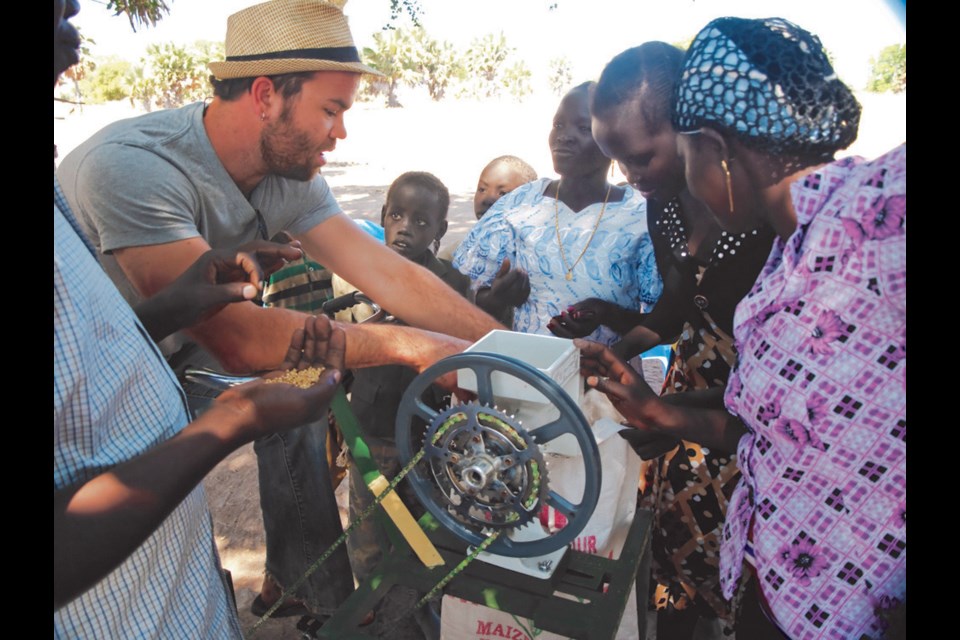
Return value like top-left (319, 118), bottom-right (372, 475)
top-left (454, 178), bottom-right (662, 346)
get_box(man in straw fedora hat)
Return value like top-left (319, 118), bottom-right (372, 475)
top-left (57, 0), bottom-right (504, 628)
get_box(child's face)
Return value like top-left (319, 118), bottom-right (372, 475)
top-left (381, 183), bottom-right (447, 261)
top-left (473, 163), bottom-right (529, 220)
top-left (549, 89), bottom-right (610, 179)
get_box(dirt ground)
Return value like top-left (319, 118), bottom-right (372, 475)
top-left (206, 443), bottom-right (375, 639)
top-left (204, 445), bottom-right (304, 639)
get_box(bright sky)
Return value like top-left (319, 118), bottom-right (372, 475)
top-left (75, 0), bottom-right (905, 91)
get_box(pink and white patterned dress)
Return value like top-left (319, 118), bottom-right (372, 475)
top-left (720, 144), bottom-right (906, 639)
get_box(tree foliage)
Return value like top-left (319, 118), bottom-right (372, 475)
top-left (385, 0), bottom-right (423, 29)
top-left (362, 29), bottom-right (418, 107)
top-left (867, 44), bottom-right (906, 93)
top-left (107, 0), bottom-right (425, 33)
top-left (460, 33), bottom-right (513, 99)
top-left (84, 2), bottom-right (540, 107)
top-left (502, 60), bottom-right (533, 102)
top-left (131, 41), bottom-right (223, 111)
top-left (409, 27), bottom-right (462, 101)
top-left (80, 56), bottom-right (136, 103)
top-left (107, 0), bottom-right (171, 32)
top-left (548, 56), bottom-right (573, 97)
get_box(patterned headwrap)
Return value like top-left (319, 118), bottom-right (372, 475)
top-left (673, 17), bottom-right (861, 163)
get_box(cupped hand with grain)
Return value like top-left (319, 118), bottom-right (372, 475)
top-left (212, 315), bottom-right (346, 446)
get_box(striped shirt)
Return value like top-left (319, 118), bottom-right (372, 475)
top-left (54, 179), bottom-right (242, 639)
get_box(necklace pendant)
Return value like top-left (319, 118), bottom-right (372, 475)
top-left (565, 271), bottom-right (573, 281)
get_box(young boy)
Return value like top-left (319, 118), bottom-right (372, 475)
top-left (439, 157), bottom-right (536, 333)
top-left (343, 172), bottom-right (469, 631)
top-left (473, 155), bottom-right (538, 220)
top-left (437, 156), bottom-right (536, 263)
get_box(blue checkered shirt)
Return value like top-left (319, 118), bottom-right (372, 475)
top-left (54, 178), bottom-right (242, 638)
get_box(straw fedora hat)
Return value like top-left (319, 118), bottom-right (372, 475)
top-left (208, 0), bottom-right (383, 79)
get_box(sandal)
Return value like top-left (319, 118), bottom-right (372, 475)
top-left (250, 594), bottom-right (310, 619)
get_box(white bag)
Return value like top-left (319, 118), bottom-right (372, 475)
top-left (441, 397), bottom-right (642, 640)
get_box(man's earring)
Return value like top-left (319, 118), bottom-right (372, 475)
top-left (260, 112), bottom-right (266, 122)
top-left (721, 159), bottom-right (734, 215)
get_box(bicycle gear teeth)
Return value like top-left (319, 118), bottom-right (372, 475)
top-left (417, 401), bottom-right (549, 531)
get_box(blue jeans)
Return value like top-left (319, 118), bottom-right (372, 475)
top-left (171, 343), bottom-right (354, 612)
top-left (254, 418), bottom-right (354, 612)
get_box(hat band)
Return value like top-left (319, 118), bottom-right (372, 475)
top-left (226, 46), bottom-right (361, 63)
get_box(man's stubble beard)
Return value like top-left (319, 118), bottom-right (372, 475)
top-left (260, 103), bottom-right (322, 182)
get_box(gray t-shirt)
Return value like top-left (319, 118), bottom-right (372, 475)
top-left (57, 101), bottom-right (340, 355)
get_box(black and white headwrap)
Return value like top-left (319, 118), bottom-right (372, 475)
top-left (672, 17), bottom-right (861, 164)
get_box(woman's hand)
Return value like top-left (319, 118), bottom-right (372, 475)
top-left (237, 238), bottom-right (304, 278)
top-left (547, 298), bottom-right (607, 338)
top-left (618, 429), bottom-right (681, 460)
top-left (213, 315), bottom-right (345, 444)
top-left (550, 299), bottom-right (650, 340)
top-left (476, 258), bottom-right (530, 314)
top-left (576, 338), bottom-right (747, 454)
top-left (575, 338), bottom-right (659, 428)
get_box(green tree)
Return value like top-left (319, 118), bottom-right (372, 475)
top-left (548, 56), bottom-right (572, 96)
top-left (107, 0), bottom-right (171, 31)
top-left (362, 28), bottom-right (418, 107)
top-left (80, 56), bottom-right (136, 103)
top-left (409, 27), bottom-right (462, 101)
top-left (131, 41), bottom-right (222, 111)
top-left (502, 60), bottom-right (533, 102)
top-left (108, 0), bottom-right (424, 32)
top-left (385, 0), bottom-right (423, 28)
top-left (867, 44), bottom-right (906, 93)
top-left (461, 33), bottom-right (513, 99)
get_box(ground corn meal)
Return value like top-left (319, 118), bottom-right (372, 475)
top-left (264, 366), bottom-right (326, 388)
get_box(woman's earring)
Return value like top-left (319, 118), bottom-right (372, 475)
top-left (721, 159), bottom-right (735, 215)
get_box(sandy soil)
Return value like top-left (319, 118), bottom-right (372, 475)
top-left (205, 445), bottom-right (356, 639)
top-left (54, 92), bottom-right (906, 639)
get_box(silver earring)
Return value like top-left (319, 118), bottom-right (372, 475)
top-left (260, 112), bottom-right (266, 122)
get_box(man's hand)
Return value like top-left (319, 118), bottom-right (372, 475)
top-left (135, 241), bottom-right (303, 342)
top-left (476, 258), bottom-right (530, 315)
top-left (414, 331), bottom-right (472, 394)
top-left (213, 315), bottom-right (345, 444)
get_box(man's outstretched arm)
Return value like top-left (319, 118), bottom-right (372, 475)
top-left (297, 214), bottom-right (505, 341)
top-left (114, 235), bottom-right (474, 373)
